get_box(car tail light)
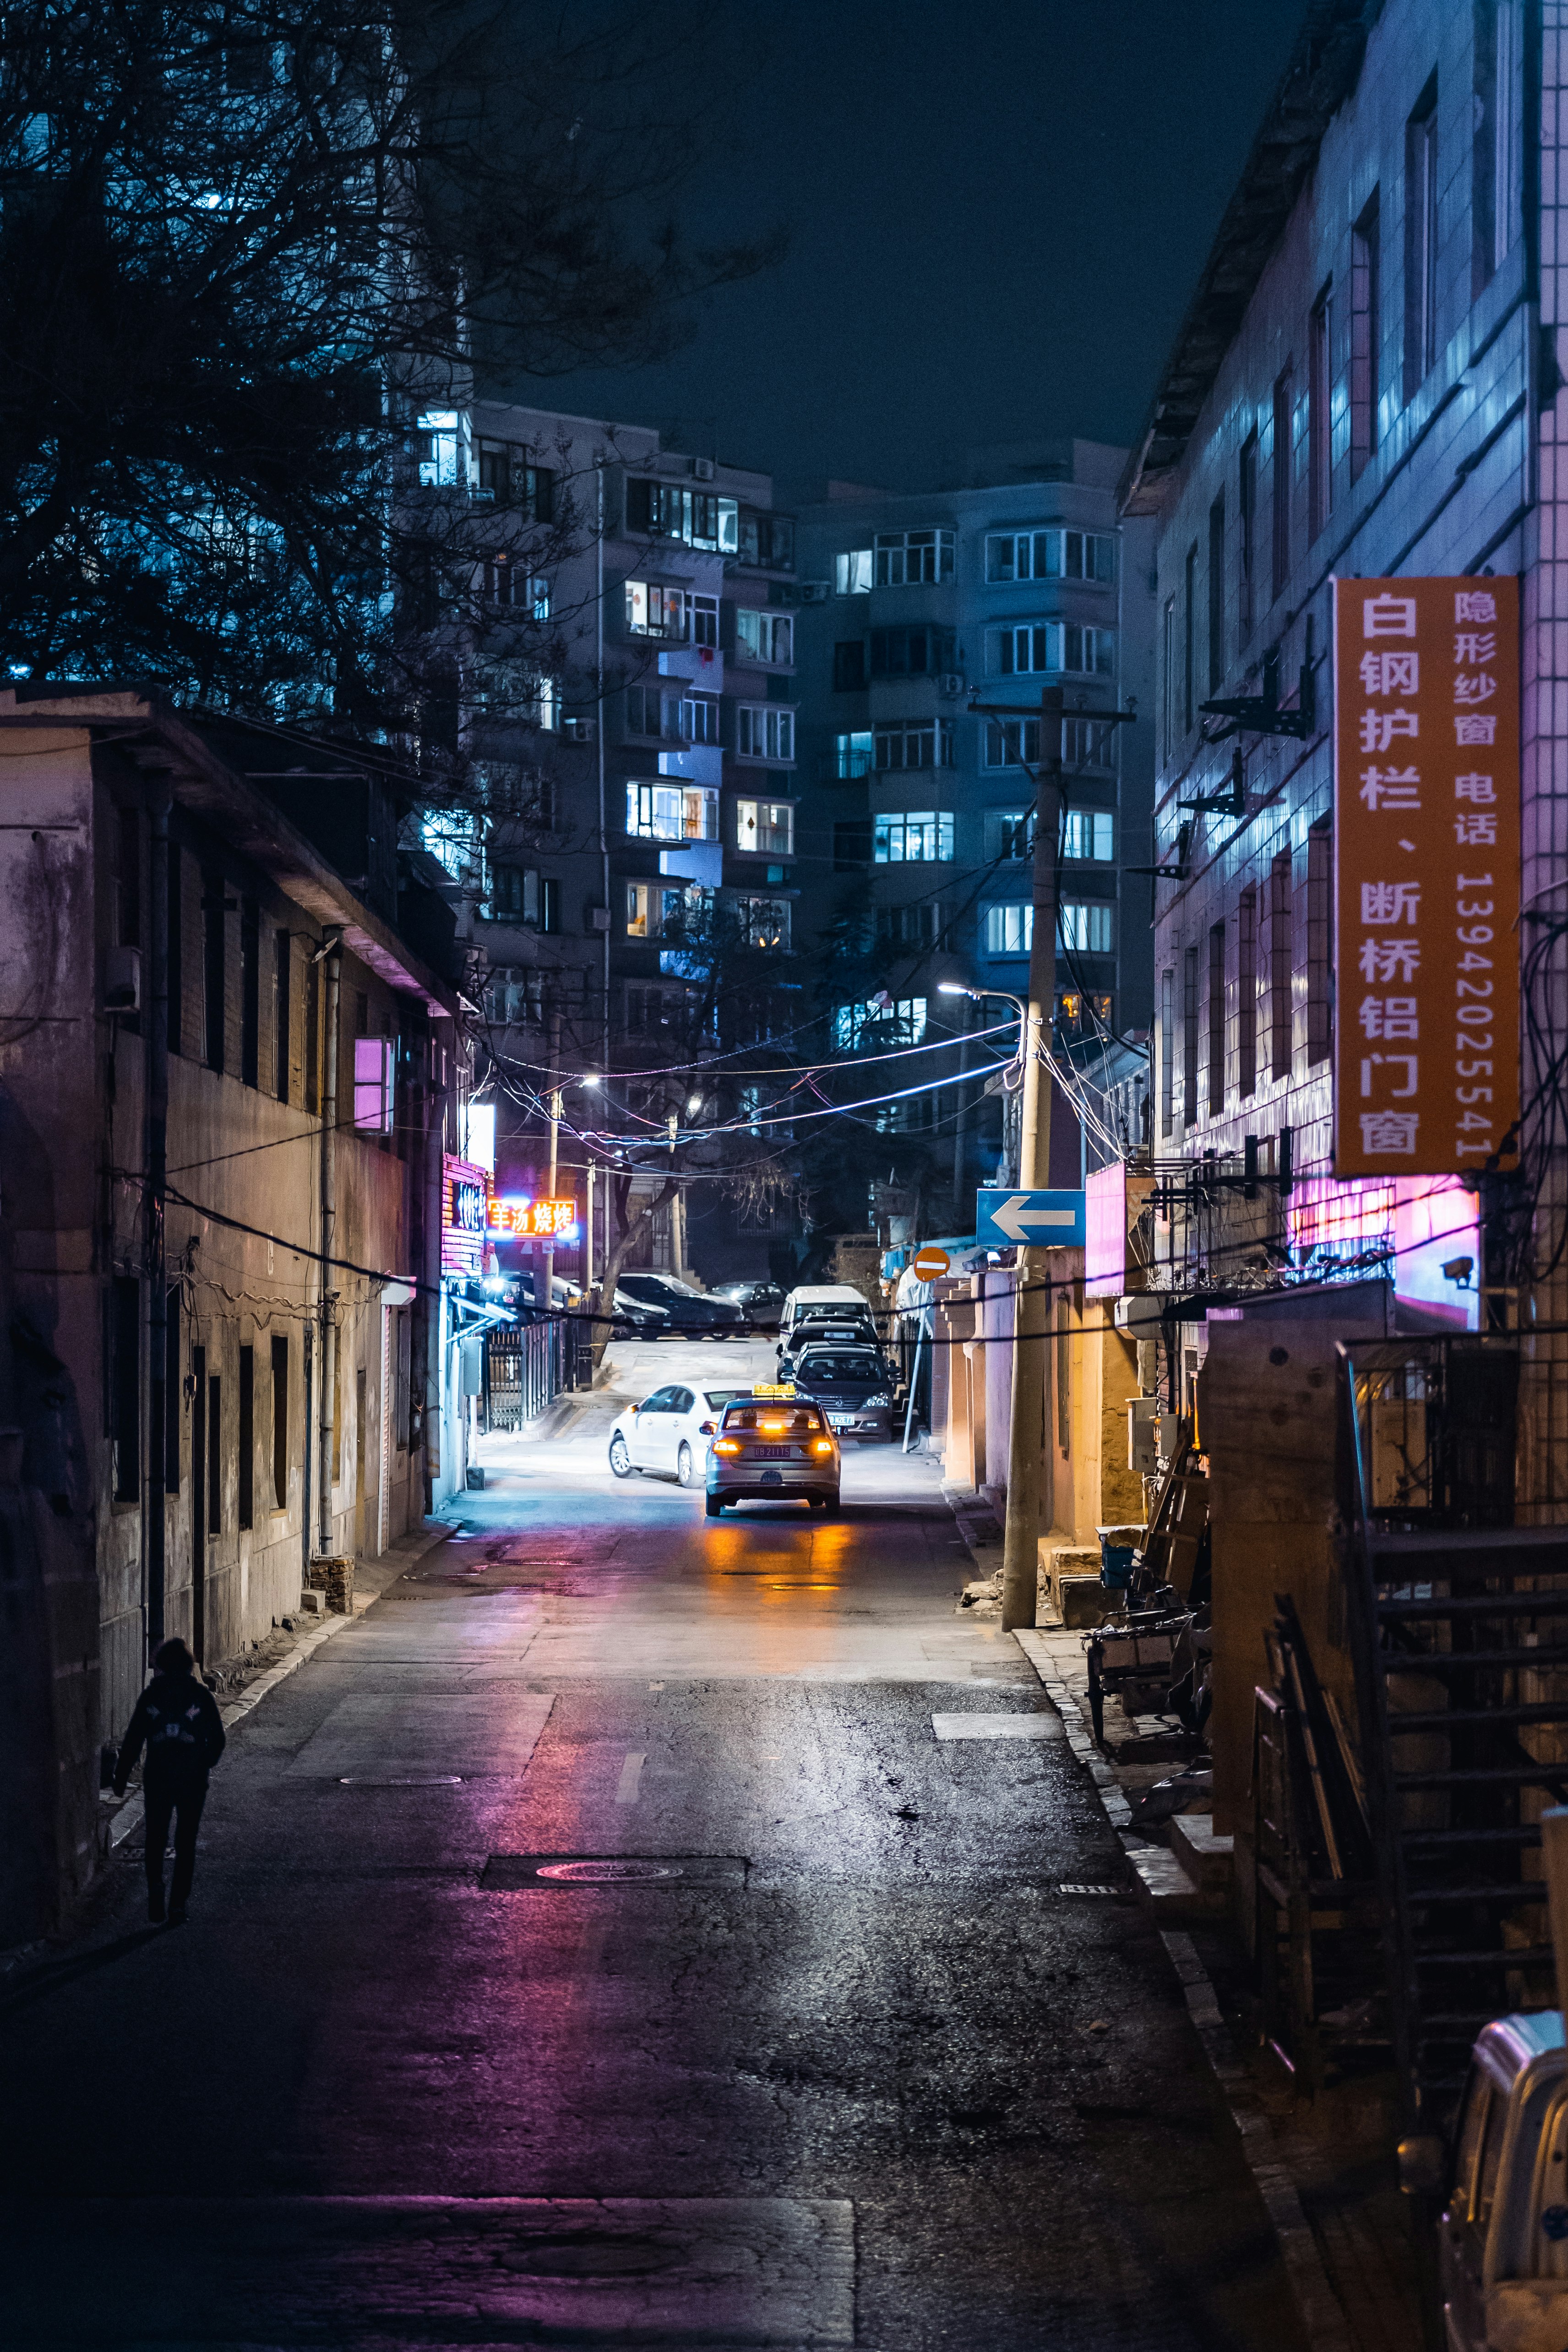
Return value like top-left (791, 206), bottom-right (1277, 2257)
top-left (811, 1438), bottom-right (834, 1456)
top-left (713, 1438), bottom-right (742, 1456)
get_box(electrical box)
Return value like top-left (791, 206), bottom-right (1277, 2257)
top-left (1127, 1396), bottom-right (1159, 1475)
top-left (1157, 1413), bottom-right (1186, 1465)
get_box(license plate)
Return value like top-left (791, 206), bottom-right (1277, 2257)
top-left (751, 1446), bottom-right (792, 1459)
top-left (828, 1416), bottom-right (855, 1429)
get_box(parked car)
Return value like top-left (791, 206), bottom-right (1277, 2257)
top-left (1412, 2007), bottom-right (1568, 2350)
top-left (709, 1279), bottom-right (786, 1329)
top-left (615, 1272), bottom-right (745, 1335)
top-left (705, 1394), bottom-right (840, 1515)
top-left (778, 1284), bottom-right (880, 1354)
top-left (608, 1288), bottom-right (670, 1337)
top-left (787, 1341), bottom-right (896, 1443)
top-left (607, 1382), bottom-right (752, 1486)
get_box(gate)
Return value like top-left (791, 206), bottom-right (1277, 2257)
top-left (483, 1318), bottom-right (566, 1431)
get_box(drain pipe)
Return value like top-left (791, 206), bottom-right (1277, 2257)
top-left (145, 784), bottom-right (172, 1650)
top-left (316, 931), bottom-right (342, 1557)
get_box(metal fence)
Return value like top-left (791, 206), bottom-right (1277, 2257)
top-left (483, 1314), bottom-right (589, 1431)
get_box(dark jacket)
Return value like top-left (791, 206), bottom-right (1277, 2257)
top-left (114, 1672), bottom-right (226, 1792)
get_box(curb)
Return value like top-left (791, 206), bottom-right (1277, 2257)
top-left (941, 1496), bottom-right (1351, 2352)
top-left (105, 1517), bottom-right (459, 1857)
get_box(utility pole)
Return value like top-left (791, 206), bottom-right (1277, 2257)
top-left (541, 1001), bottom-right (562, 1314)
top-left (999, 685), bottom-right (1065, 1632)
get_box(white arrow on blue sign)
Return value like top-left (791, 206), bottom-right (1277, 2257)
top-left (975, 1188), bottom-right (1087, 1248)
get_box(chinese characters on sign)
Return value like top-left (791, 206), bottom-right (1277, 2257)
top-left (1332, 576), bottom-right (1519, 1177)
top-left (486, 1194), bottom-right (579, 1239)
top-left (441, 1156), bottom-right (489, 1276)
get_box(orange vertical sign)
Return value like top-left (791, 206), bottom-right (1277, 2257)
top-left (1332, 575), bottom-right (1519, 1177)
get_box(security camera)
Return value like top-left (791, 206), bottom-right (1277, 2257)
top-left (1441, 1256), bottom-right (1475, 1285)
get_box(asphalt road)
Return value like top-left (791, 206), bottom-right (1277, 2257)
top-left (0, 1338), bottom-right (1307, 2351)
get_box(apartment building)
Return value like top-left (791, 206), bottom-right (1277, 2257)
top-left (419, 399), bottom-right (799, 1283)
top-left (1123, 0), bottom-right (1537, 1344)
top-left (791, 442), bottom-right (1157, 1201)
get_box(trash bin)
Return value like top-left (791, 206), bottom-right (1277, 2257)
top-left (1097, 1523), bottom-right (1144, 1590)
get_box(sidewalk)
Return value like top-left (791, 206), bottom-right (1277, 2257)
top-left (944, 1484), bottom-right (1422, 2352)
top-left (96, 1514), bottom-right (460, 1870)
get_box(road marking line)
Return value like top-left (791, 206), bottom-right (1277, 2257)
top-left (615, 1750), bottom-right (647, 1805)
top-left (931, 1711), bottom-right (1065, 1741)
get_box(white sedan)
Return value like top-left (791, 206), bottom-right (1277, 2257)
top-left (607, 1380), bottom-right (754, 1488)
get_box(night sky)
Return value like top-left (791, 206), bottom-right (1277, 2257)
top-left (517, 2), bottom-right (1304, 497)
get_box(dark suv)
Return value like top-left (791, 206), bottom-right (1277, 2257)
top-left (787, 1343), bottom-right (896, 1443)
top-left (615, 1273), bottom-right (745, 1336)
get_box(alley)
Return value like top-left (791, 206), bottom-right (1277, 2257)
top-left (1, 1345), bottom-right (1304, 2351)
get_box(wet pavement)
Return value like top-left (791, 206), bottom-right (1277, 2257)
top-left (0, 1340), bottom-right (1307, 2350)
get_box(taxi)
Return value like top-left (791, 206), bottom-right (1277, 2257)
top-left (704, 1383), bottom-right (840, 1517)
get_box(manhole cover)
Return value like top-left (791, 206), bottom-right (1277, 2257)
top-left (482, 1852), bottom-right (748, 1889)
top-left (539, 1859), bottom-right (682, 1884)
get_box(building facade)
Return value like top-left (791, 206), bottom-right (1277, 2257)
top-left (791, 441), bottom-right (1158, 1204)
top-left (411, 399), bottom-right (801, 1290)
top-left (0, 687), bottom-right (462, 1942)
top-left (1122, 0), bottom-right (1551, 1399)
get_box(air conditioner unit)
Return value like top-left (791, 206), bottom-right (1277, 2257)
top-left (588, 905), bottom-right (613, 932)
top-left (561, 716), bottom-right (596, 744)
top-left (798, 581), bottom-right (831, 604)
top-left (691, 457), bottom-right (716, 482)
top-left (937, 673), bottom-right (964, 699)
top-left (103, 945), bottom-right (141, 1013)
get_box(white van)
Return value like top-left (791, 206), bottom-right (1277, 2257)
top-left (778, 1284), bottom-right (879, 1352)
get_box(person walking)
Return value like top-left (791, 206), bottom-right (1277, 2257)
top-left (112, 1638), bottom-right (226, 1926)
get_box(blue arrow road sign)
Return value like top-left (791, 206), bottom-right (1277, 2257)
top-left (975, 1188), bottom-right (1087, 1249)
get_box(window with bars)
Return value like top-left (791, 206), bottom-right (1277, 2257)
top-left (1160, 969), bottom-right (1174, 1136)
top-left (1351, 191), bottom-right (1381, 481)
top-left (1307, 818), bottom-right (1333, 1066)
top-left (1269, 849), bottom-right (1294, 1080)
top-left (1183, 944), bottom-right (1200, 1130)
top-left (1238, 887), bottom-right (1257, 1099)
top-left (1405, 78), bottom-right (1439, 396)
top-left (1272, 366), bottom-right (1293, 599)
top-left (1208, 922), bottom-right (1225, 1117)
top-left (1309, 280), bottom-right (1333, 539)
top-left (1207, 495), bottom-right (1225, 695)
top-left (1239, 431), bottom-right (1258, 640)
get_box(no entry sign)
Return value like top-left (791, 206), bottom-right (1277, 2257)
top-left (912, 1247), bottom-right (950, 1282)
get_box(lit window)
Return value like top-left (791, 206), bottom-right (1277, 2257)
top-left (835, 549), bottom-right (873, 595)
top-left (736, 609), bottom-right (794, 664)
top-left (736, 799), bottom-right (794, 856)
top-left (626, 782), bottom-right (719, 841)
top-left (874, 529), bottom-right (955, 585)
top-left (739, 895), bottom-right (791, 949)
top-left (736, 705), bottom-right (795, 762)
top-left (873, 811), bottom-right (954, 863)
top-left (985, 903), bottom-right (1032, 956)
top-left (833, 997), bottom-right (928, 1050)
top-left (353, 1037), bottom-right (395, 1132)
top-left (834, 730), bottom-right (873, 778)
top-left (624, 581), bottom-right (687, 639)
top-left (1061, 810), bottom-right (1114, 861)
top-left (986, 622), bottom-right (1115, 676)
top-left (420, 811), bottom-right (482, 882)
top-left (626, 882), bottom-right (708, 940)
top-left (1058, 900), bottom-right (1114, 953)
top-left (874, 719), bottom-right (953, 770)
top-left (416, 410), bottom-right (464, 488)
top-left (984, 528), bottom-right (1114, 583)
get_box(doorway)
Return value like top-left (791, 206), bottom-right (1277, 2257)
top-left (354, 1367), bottom-right (367, 1561)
